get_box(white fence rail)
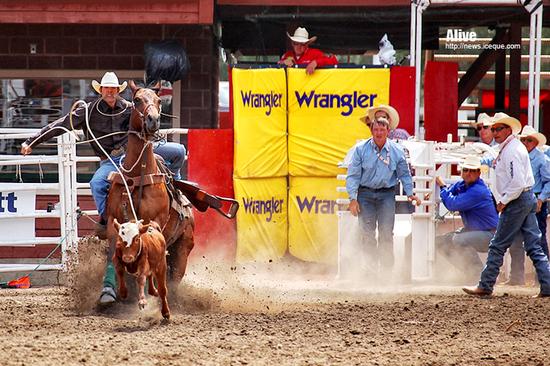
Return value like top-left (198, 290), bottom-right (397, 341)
top-left (0, 125), bottom-right (188, 274)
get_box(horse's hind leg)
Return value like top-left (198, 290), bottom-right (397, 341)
top-left (167, 221), bottom-right (194, 289)
top-left (167, 235), bottom-right (193, 287)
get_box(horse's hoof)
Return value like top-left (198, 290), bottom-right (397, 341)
top-left (162, 312), bottom-right (171, 320)
top-left (95, 223), bottom-right (108, 240)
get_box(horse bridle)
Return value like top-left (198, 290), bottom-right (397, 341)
top-left (132, 88), bottom-right (161, 125)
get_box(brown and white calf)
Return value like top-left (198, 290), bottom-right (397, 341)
top-left (113, 218), bottom-right (170, 319)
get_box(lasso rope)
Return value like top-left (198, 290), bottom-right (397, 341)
top-left (71, 100), bottom-right (139, 222)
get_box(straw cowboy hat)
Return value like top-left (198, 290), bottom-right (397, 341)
top-left (476, 112), bottom-right (493, 127)
top-left (490, 112), bottom-right (522, 135)
top-left (359, 105), bottom-right (400, 130)
top-left (287, 27), bottom-right (317, 44)
top-left (520, 125), bottom-right (547, 147)
top-left (460, 155), bottom-right (482, 170)
top-left (91, 72), bottom-right (128, 94)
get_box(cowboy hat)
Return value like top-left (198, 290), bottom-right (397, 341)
top-left (287, 27), bottom-right (317, 44)
top-left (91, 72), bottom-right (128, 94)
top-left (460, 155), bottom-right (482, 170)
top-left (490, 112), bottom-right (522, 135)
top-left (519, 125), bottom-right (547, 147)
top-left (476, 112), bottom-right (493, 127)
top-left (359, 105), bottom-right (400, 130)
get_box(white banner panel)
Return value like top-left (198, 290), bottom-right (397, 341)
top-left (0, 184), bottom-right (36, 242)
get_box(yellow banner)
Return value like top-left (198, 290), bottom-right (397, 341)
top-left (233, 68), bottom-right (288, 178)
top-left (288, 68), bottom-right (389, 177)
top-left (234, 177), bottom-right (288, 263)
top-left (288, 176), bottom-right (345, 264)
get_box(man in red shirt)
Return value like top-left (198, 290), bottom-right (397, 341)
top-left (279, 27), bottom-right (338, 75)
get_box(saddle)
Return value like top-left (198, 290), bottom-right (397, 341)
top-left (108, 155), bottom-right (238, 219)
top-left (156, 156), bottom-right (239, 219)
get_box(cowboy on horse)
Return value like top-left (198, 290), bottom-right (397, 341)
top-left (21, 71), bottom-right (227, 305)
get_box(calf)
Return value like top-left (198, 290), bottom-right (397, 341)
top-left (113, 218), bottom-right (170, 319)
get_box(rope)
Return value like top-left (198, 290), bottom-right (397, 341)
top-left (16, 212), bottom-right (81, 279)
top-left (119, 140), bottom-right (151, 174)
top-left (73, 99), bottom-right (139, 222)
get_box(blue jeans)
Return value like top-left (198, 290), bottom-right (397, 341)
top-left (357, 187), bottom-right (396, 273)
top-left (89, 142), bottom-right (186, 219)
top-left (153, 141), bottom-right (186, 180)
top-left (509, 200), bottom-right (548, 283)
top-left (478, 190), bottom-right (550, 294)
top-left (537, 200), bottom-right (548, 257)
top-left (504, 234), bottom-right (526, 283)
top-left (437, 228), bottom-right (494, 278)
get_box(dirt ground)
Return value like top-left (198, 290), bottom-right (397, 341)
top-left (1, 258), bottom-right (550, 366)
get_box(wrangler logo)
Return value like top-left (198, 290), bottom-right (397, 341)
top-left (294, 91), bottom-right (378, 116)
top-left (242, 197), bottom-right (284, 222)
top-left (296, 196), bottom-right (337, 214)
top-left (240, 91), bottom-right (283, 116)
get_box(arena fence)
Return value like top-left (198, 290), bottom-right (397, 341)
top-left (0, 125), bottom-right (188, 274)
top-left (336, 138), bottom-right (500, 281)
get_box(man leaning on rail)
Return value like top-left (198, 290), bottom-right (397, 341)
top-left (20, 72), bottom-right (187, 305)
top-left (278, 27), bottom-right (338, 75)
top-left (346, 105), bottom-right (421, 280)
top-left (463, 112), bottom-right (550, 298)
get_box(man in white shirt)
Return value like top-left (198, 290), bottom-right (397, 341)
top-left (463, 112), bottom-right (550, 298)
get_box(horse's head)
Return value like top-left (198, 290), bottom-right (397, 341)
top-left (129, 80), bottom-right (162, 137)
top-left (114, 218), bottom-right (150, 263)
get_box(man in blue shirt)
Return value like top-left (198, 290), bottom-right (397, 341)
top-left (435, 155), bottom-right (499, 281)
top-left (507, 126), bottom-right (550, 285)
top-left (346, 105), bottom-right (420, 278)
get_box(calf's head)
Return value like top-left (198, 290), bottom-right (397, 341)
top-left (113, 218), bottom-right (150, 263)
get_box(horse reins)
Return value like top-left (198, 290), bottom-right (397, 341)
top-left (128, 88), bottom-right (162, 216)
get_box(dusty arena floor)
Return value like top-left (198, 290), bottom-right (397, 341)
top-left (1, 262), bottom-right (550, 366)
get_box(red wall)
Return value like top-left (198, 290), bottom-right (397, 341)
top-left (390, 66), bottom-right (415, 136)
top-left (187, 129), bottom-right (236, 262)
top-left (424, 61), bottom-right (458, 142)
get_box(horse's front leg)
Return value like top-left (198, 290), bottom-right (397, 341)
top-left (136, 274), bottom-right (147, 310)
top-left (156, 260), bottom-right (170, 319)
top-left (113, 255), bottom-right (127, 300)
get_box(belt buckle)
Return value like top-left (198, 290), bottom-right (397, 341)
top-left (111, 147), bottom-right (124, 157)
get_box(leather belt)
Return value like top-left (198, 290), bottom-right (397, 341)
top-left (101, 146), bottom-right (125, 160)
top-left (359, 185), bottom-right (396, 192)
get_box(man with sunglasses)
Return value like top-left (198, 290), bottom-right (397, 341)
top-left (346, 105), bottom-right (421, 280)
top-left (463, 112), bottom-right (550, 298)
top-left (434, 156), bottom-right (498, 282)
top-left (475, 113), bottom-right (497, 146)
top-left (279, 27), bottom-right (337, 75)
top-left (506, 126), bottom-right (550, 285)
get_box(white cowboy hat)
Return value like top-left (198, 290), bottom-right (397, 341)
top-left (460, 155), bottom-right (482, 170)
top-left (476, 112), bottom-right (493, 127)
top-left (359, 105), bottom-right (400, 130)
top-left (519, 125), bottom-right (547, 147)
top-left (287, 27), bottom-right (317, 44)
top-left (91, 72), bottom-right (128, 94)
top-left (490, 112), bottom-right (522, 135)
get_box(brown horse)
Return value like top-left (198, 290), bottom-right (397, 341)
top-left (105, 81), bottom-right (194, 292)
